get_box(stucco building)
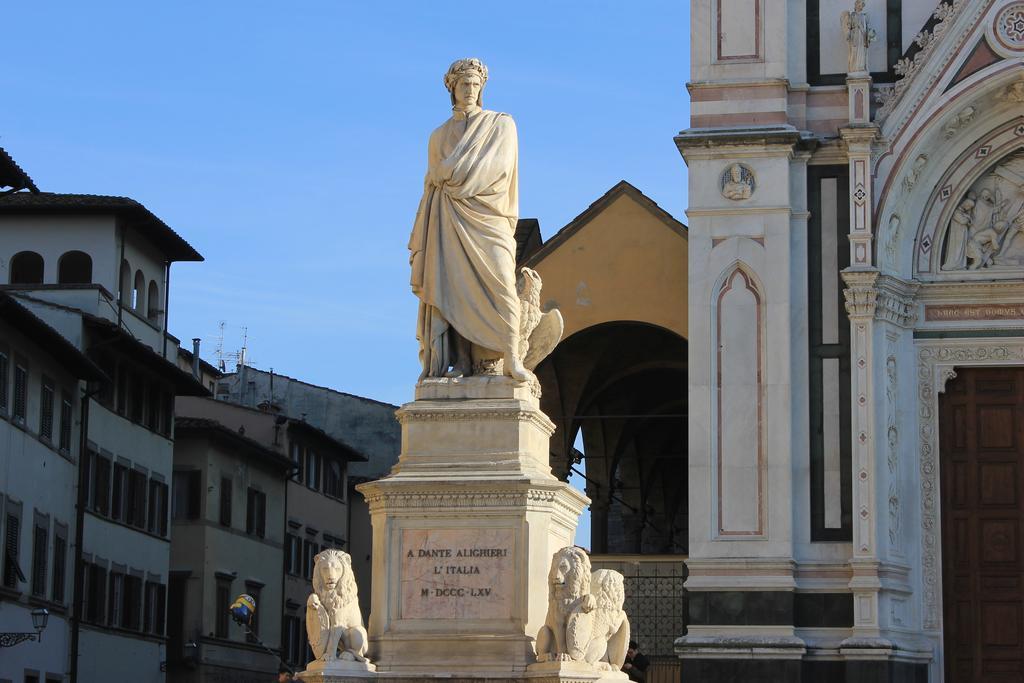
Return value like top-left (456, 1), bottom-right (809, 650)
top-left (0, 293), bottom-right (105, 683)
top-left (214, 365), bottom-right (400, 620)
top-left (166, 412), bottom-right (292, 681)
top-left (0, 148), bottom-right (206, 681)
top-left (172, 394), bottom-right (364, 675)
top-left (678, 0), bottom-right (1024, 681)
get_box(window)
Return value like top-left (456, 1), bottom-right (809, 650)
top-left (123, 574), bottom-right (142, 630)
top-left (111, 463), bottom-right (128, 521)
top-left (127, 469), bottom-right (147, 528)
top-left (220, 477), bottom-right (232, 527)
top-left (52, 526), bottom-right (67, 603)
top-left (147, 280), bottom-right (160, 323)
top-left (302, 540), bottom-right (319, 580)
top-left (305, 449), bottom-right (320, 491)
top-left (38, 379), bottom-right (54, 441)
top-left (116, 364), bottom-right (127, 416)
top-left (9, 251), bottom-right (43, 284)
top-left (107, 571), bottom-right (125, 628)
top-left (283, 615), bottom-right (302, 665)
top-left (246, 488), bottom-right (266, 538)
top-left (160, 391), bottom-right (173, 437)
top-left (92, 454), bottom-right (112, 516)
top-left (0, 348), bottom-right (8, 414)
top-left (215, 576), bottom-right (231, 638)
top-left (145, 381), bottom-right (159, 430)
top-left (324, 458), bottom-right (345, 499)
top-left (85, 563), bottom-right (107, 624)
top-left (31, 519), bottom-right (47, 597)
top-left (119, 260), bottom-right (131, 305)
top-left (12, 363), bottom-right (27, 424)
top-left (245, 582), bottom-right (262, 641)
top-left (58, 391), bottom-right (72, 453)
top-left (147, 480), bottom-right (168, 536)
top-left (57, 250), bottom-right (92, 284)
top-left (132, 270), bottom-right (144, 312)
top-left (285, 534), bottom-right (302, 576)
top-left (130, 373), bottom-right (145, 423)
top-left (143, 581), bottom-right (166, 635)
top-left (24, 673), bottom-right (39, 683)
top-left (172, 470), bottom-right (201, 520)
top-left (95, 354), bottom-right (115, 408)
top-left (290, 442), bottom-right (304, 482)
top-left (3, 508), bottom-right (24, 589)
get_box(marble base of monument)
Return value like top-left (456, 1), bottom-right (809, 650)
top-left (298, 659), bottom-right (378, 681)
top-left (356, 376), bottom-right (589, 678)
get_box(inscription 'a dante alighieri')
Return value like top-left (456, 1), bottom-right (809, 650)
top-left (399, 528), bottom-right (515, 620)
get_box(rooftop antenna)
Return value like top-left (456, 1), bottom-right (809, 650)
top-left (214, 321), bottom-right (251, 371)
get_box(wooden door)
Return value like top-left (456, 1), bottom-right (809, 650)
top-left (941, 367), bottom-right (1024, 682)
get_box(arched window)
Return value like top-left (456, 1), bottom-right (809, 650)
top-left (120, 260), bottom-right (132, 305)
top-left (147, 280), bottom-right (160, 323)
top-left (58, 251), bottom-right (92, 284)
top-left (9, 251), bottom-right (44, 284)
top-left (133, 270), bottom-right (144, 311)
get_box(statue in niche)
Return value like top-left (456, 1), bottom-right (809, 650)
top-left (409, 58), bottom-right (562, 383)
top-left (841, 0), bottom-right (876, 74)
top-left (305, 549), bottom-right (374, 670)
top-left (585, 569), bottom-right (630, 670)
top-left (720, 163), bottom-right (754, 200)
top-left (941, 151), bottom-right (1024, 270)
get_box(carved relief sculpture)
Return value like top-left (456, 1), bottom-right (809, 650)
top-left (585, 569), bottom-right (630, 670)
top-left (305, 549), bottom-right (374, 670)
top-left (841, 0), bottom-right (876, 74)
top-left (536, 547), bottom-right (597, 663)
top-left (409, 58), bottom-right (562, 383)
top-left (884, 214), bottom-right (901, 270)
top-left (902, 155), bottom-right (927, 193)
top-left (720, 163), bottom-right (755, 200)
top-left (940, 151), bottom-right (1024, 270)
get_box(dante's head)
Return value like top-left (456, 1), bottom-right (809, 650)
top-left (445, 58), bottom-right (488, 109)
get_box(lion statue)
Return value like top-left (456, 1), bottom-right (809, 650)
top-left (535, 546), bottom-right (596, 662)
top-left (584, 569), bottom-right (630, 670)
top-left (306, 549), bottom-right (372, 669)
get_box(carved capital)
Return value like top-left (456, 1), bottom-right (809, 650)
top-left (842, 270), bottom-right (880, 319)
top-left (874, 275), bottom-right (920, 328)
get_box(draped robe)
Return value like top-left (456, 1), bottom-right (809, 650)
top-left (408, 109), bottom-right (521, 376)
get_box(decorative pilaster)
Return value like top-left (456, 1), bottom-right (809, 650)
top-left (840, 127), bottom-right (880, 268)
top-left (841, 272), bottom-right (919, 649)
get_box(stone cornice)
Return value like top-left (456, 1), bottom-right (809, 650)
top-left (397, 400), bottom-right (556, 436)
top-left (674, 125), bottom-right (812, 157)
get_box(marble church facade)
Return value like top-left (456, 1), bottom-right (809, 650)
top-left (679, 1), bottom-right (1024, 681)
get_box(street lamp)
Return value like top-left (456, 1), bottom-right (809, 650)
top-left (0, 608), bottom-right (49, 648)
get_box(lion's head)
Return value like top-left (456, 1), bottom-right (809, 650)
top-left (312, 548), bottom-right (357, 607)
top-left (591, 569), bottom-right (625, 611)
top-left (548, 546), bottom-right (591, 605)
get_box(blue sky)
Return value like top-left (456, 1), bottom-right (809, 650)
top-left (3, 2), bottom-right (691, 544)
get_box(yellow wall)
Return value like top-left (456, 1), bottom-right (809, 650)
top-left (532, 192), bottom-right (688, 341)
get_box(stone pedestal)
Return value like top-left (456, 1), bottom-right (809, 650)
top-left (356, 376), bottom-right (590, 678)
top-left (297, 660), bottom-right (378, 681)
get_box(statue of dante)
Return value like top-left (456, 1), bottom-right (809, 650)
top-left (408, 58), bottom-right (530, 381)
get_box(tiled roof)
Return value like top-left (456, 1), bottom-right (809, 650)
top-left (0, 147), bottom-right (37, 193)
top-left (523, 181), bottom-right (687, 268)
top-left (0, 192), bottom-right (202, 262)
top-left (0, 293), bottom-right (105, 380)
top-left (175, 416), bottom-right (294, 472)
